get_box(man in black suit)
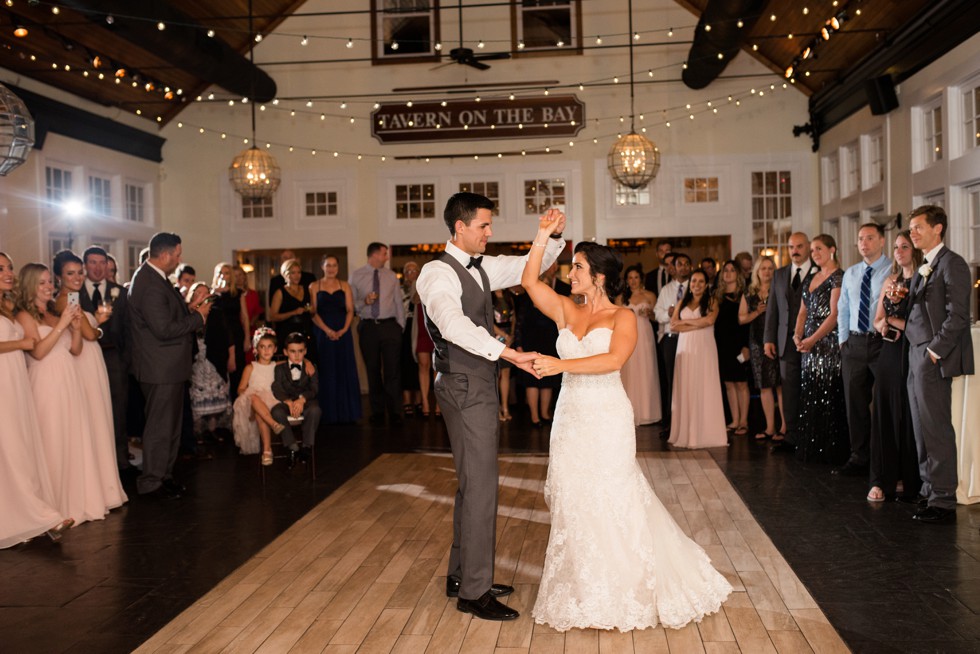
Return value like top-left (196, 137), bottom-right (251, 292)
top-left (763, 232), bottom-right (811, 453)
top-left (128, 233), bottom-right (211, 499)
top-left (644, 240), bottom-right (674, 296)
top-left (80, 246), bottom-right (132, 474)
top-left (905, 206), bottom-right (974, 523)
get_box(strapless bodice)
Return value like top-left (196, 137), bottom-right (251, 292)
top-left (556, 327), bottom-right (620, 389)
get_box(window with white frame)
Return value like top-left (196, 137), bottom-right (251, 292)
top-left (88, 176), bottom-right (111, 216)
top-left (458, 181), bottom-right (500, 214)
top-left (843, 142), bottom-right (860, 196)
top-left (967, 184), bottom-right (980, 263)
top-left (395, 183), bottom-right (436, 219)
top-left (125, 183), bottom-right (145, 222)
top-left (304, 191), bottom-right (338, 217)
top-left (918, 190), bottom-right (945, 209)
top-left (242, 195), bottom-right (274, 219)
top-left (371, 0), bottom-right (438, 63)
top-left (923, 102), bottom-right (943, 164)
top-left (866, 130), bottom-right (884, 187)
top-left (751, 171), bottom-right (792, 262)
top-left (822, 153), bottom-right (839, 203)
top-left (614, 182), bottom-right (650, 206)
top-left (45, 166), bottom-right (73, 205)
top-left (843, 213), bottom-right (861, 268)
top-left (49, 233), bottom-right (70, 261)
top-left (683, 177), bottom-right (719, 203)
top-left (963, 83), bottom-right (980, 153)
top-left (513, 0), bottom-right (580, 52)
top-left (127, 241), bottom-right (143, 280)
top-left (524, 177), bottom-right (566, 215)
top-left (822, 217), bottom-right (841, 252)
top-left (89, 238), bottom-right (113, 253)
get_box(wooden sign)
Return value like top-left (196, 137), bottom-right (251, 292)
top-left (371, 95), bottom-right (586, 144)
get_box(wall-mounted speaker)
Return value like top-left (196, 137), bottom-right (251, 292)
top-left (866, 75), bottom-right (899, 115)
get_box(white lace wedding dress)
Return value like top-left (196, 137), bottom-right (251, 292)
top-left (532, 328), bottom-right (733, 632)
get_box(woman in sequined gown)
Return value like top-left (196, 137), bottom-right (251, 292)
top-left (867, 232), bottom-right (922, 502)
top-left (311, 255), bottom-right (361, 424)
top-left (793, 235), bottom-right (849, 465)
top-left (522, 216), bottom-right (732, 632)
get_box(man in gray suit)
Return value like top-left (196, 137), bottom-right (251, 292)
top-left (417, 193), bottom-right (564, 621)
top-left (906, 206), bottom-right (974, 523)
top-left (128, 233), bottom-right (211, 499)
top-left (764, 232), bottom-right (811, 453)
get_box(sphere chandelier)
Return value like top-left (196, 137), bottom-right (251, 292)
top-left (0, 82), bottom-right (35, 177)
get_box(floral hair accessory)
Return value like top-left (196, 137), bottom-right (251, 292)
top-left (252, 325), bottom-right (276, 350)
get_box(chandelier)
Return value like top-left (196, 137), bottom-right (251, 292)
top-left (229, 0), bottom-right (280, 199)
top-left (0, 83), bottom-right (34, 176)
top-left (607, 0), bottom-right (660, 190)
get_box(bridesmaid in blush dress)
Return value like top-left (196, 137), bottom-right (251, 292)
top-left (52, 251), bottom-right (127, 511)
top-left (16, 263), bottom-right (116, 526)
top-left (311, 255), bottom-right (362, 423)
top-left (0, 253), bottom-right (73, 547)
top-left (668, 270), bottom-right (728, 448)
top-left (618, 265), bottom-right (661, 426)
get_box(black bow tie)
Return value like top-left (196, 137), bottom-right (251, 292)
top-left (466, 256), bottom-right (483, 269)
top-left (289, 363), bottom-right (302, 372)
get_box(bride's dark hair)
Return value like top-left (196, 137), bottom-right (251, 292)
top-left (573, 242), bottom-right (624, 298)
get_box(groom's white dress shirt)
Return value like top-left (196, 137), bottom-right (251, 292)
top-left (417, 239), bottom-right (564, 361)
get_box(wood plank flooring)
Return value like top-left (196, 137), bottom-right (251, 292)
top-left (134, 451), bottom-right (850, 654)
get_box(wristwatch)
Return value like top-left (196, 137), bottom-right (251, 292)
top-left (549, 232), bottom-right (563, 239)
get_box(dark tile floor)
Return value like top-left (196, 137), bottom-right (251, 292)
top-left (1, 407), bottom-right (978, 653)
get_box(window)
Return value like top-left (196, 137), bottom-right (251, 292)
top-left (866, 130), bottom-right (884, 187)
top-left (395, 183), bottom-right (436, 219)
top-left (822, 217), bottom-right (841, 253)
top-left (614, 183), bottom-right (650, 206)
top-left (305, 191), bottom-right (338, 217)
top-left (524, 178), bottom-right (566, 215)
top-left (751, 171), bottom-right (792, 263)
top-left (125, 184), bottom-right (145, 222)
top-left (371, 0), bottom-right (439, 63)
top-left (45, 166), bottom-right (73, 204)
top-left (49, 233), bottom-right (70, 262)
top-left (923, 103), bottom-right (943, 164)
top-left (89, 176), bottom-right (111, 216)
top-left (918, 190), bottom-right (945, 209)
top-left (458, 181), bottom-right (500, 214)
top-left (513, 1), bottom-right (580, 52)
top-left (683, 177), bottom-right (719, 203)
top-left (822, 153), bottom-right (839, 203)
top-left (242, 195), bottom-right (274, 219)
top-left (843, 142), bottom-right (860, 196)
top-left (127, 241), bottom-right (143, 280)
top-left (89, 238), bottom-right (113, 253)
top-left (963, 84), bottom-right (980, 152)
top-left (969, 184), bottom-right (980, 264)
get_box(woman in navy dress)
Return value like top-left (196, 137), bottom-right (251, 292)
top-left (311, 255), bottom-right (361, 423)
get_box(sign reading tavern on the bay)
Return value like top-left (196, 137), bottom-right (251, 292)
top-left (371, 95), bottom-right (586, 144)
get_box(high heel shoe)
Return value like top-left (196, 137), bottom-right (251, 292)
top-left (261, 451), bottom-right (273, 466)
top-left (46, 518), bottom-right (74, 542)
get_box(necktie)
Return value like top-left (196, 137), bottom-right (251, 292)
top-left (371, 268), bottom-right (380, 318)
top-left (660, 269), bottom-right (667, 290)
top-left (675, 283), bottom-right (686, 303)
top-left (466, 256), bottom-right (483, 269)
top-left (857, 265), bottom-right (874, 332)
top-left (791, 267), bottom-right (802, 291)
top-left (92, 282), bottom-right (102, 306)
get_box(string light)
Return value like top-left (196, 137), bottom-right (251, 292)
top-left (301, 35), bottom-right (308, 46)
top-left (346, 38), bottom-right (353, 48)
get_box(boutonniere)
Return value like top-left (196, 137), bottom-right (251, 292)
top-left (918, 263), bottom-right (933, 279)
top-left (109, 287), bottom-right (120, 300)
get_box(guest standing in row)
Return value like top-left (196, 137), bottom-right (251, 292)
top-left (493, 288), bottom-right (517, 421)
top-left (714, 260), bottom-right (750, 435)
top-left (208, 262), bottom-right (249, 400)
top-left (794, 235), bottom-right (848, 465)
top-left (654, 253), bottom-right (691, 435)
top-left (186, 283), bottom-right (232, 434)
top-left (235, 265), bottom-right (262, 362)
top-left (311, 254), bottom-right (361, 424)
top-left (618, 265), bottom-right (661, 426)
top-left (644, 240), bottom-right (673, 297)
top-left (269, 258), bottom-right (313, 359)
top-left (400, 261), bottom-right (422, 416)
top-left (739, 256), bottom-right (784, 441)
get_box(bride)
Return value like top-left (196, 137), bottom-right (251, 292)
top-left (522, 215), bottom-right (732, 632)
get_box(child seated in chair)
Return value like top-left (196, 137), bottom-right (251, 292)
top-left (271, 332), bottom-right (322, 463)
top-left (233, 327), bottom-right (281, 465)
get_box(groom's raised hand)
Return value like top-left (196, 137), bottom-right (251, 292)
top-left (538, 208), bottom-right (566, 236)
top-left (502, 347), bottom-right (541, 379)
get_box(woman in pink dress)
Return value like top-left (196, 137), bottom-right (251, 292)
top-left (53, 251), bottom-right (127, 510)
top-left (618, 265), bottom-right (661, 426)
top-left (16, 263), bottom-right (119, 526)
top-left (669, 270), bottom-right (729, 448)
top-left (0, 253), bottom-right (73, 547)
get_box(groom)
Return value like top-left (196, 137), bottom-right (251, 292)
top-left (417, 193), bottom-right (565, 620)
top-left (905, 205), bottom-right (974, 523)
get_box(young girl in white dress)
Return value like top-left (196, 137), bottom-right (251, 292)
top-left (522, 215), bottom-right (732, 632)
top-left (233, 327), bottom-right (283, 464)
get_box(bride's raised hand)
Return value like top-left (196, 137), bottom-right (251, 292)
top-left (537, 208), bottom-right (564, 236)
top-left (532, 355), bottom-right (563, 377)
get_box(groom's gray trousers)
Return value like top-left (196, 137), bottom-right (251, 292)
top-left (435, 371), bottom-right (501, 600)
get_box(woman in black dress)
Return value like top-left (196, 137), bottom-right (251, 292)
top-left (268, 258), bottom-right (313, 357)
top-left (713, 260), bottom-right (750, 435)
top-left (794, 235), bottom-right (849, 465)
top-left (867, 231), bottom-right (923, 502)
top-left (493, 287), bottom-right (517, 421)
top-left (206, 262), bottom-right (248, 400)
top-left (739, 256), bottom-right (783, 441)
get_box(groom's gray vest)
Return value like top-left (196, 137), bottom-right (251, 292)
top-left (423, 253), bottom-right (497, 383)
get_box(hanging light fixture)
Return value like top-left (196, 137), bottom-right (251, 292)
top-left (608, 0), bottom-right (659, 189)
top-left (229, 0), bottom-right (280, 199)
top-left (0, 83), bottom-right (35, 176)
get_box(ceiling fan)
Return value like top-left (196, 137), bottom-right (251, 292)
top-left (437, 2), bottom-right (511, 71)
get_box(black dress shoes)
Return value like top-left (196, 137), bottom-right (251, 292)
top-left (456, 591), bottom-right (519, 621)
top-left (446, 576), bottom-right (514, 599)
top-left (831, 462), bottom-right (868, 477)
top-left (913, 506), bottom-right (956, 524)
top-left (896, 495), bottom-right (928, 507)
top-left (770, 441), bottom-right (796, 454)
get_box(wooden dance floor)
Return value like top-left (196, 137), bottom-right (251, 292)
top-left (134, 451), bottom-right (849, 653)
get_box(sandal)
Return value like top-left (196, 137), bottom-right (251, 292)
top-left (403, 404), bottom-right (415, 417)
top-left (46, 518), bottom-right (75, 542)
top-left (866, 486), bottom-right (885, 503)
top-left (734, 425), bottom-right (749, 435)
top-left (261, 451), bottom-right (273, 466)
top-left (772, 432), bottom-right (786, 442)
top-left (755, 432), bottom-right (773, 441)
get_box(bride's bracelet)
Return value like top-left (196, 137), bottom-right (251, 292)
top-left (532, 241), bottom-right (548, 247)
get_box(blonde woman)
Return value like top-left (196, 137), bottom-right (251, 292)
top-left (739, 256), bottom-right (784, 441)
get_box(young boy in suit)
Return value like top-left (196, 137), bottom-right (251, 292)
top-left (271, 332), bottom-right (322, 463)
